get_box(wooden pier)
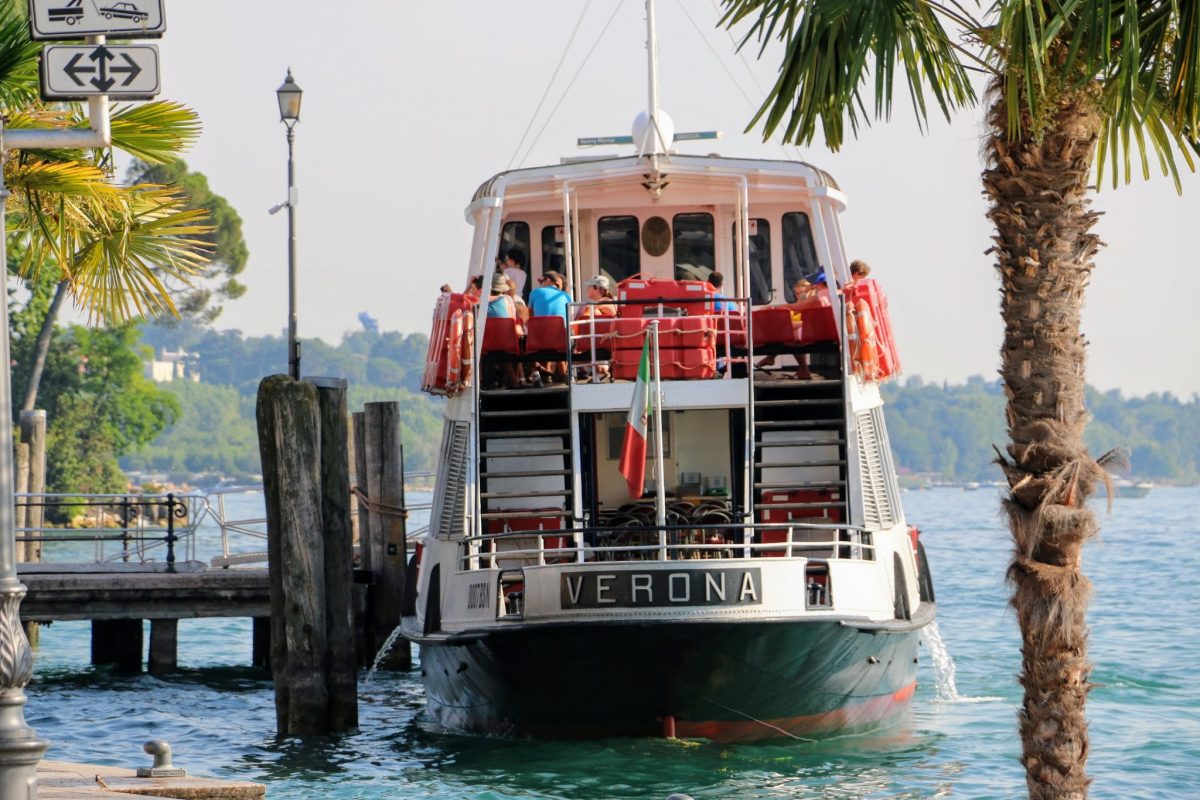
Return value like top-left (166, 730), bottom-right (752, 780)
top-left (19, 563), bottom-right (270, 673)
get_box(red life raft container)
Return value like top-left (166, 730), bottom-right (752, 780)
top-left (421, 292), bottom-right (476, 396)
top-left (617, 275), bottom-right (715, 318)
top-left (844, 278), bottom-right (900, 381)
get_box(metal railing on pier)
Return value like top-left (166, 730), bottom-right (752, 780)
top-left (16, 477), bottom-right (434, 570)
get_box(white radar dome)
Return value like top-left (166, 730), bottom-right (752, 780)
top-left (632, 110), bottom-right (675, 155)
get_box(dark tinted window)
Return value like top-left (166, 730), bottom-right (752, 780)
top-left (598, 216), bottom-right (640, 284)
top-left (540, 224), bottom-right (565, 275)
top-left (732, 219), bottom-right (772, 305)
top-left (781, 212), bottom-right (820, 302)
top-left (673, 213), bottom-right (714, 282)
top-left (501, 221), bottom-right (531, 300)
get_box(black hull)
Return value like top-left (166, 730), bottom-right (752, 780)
top-left (416, 610), bottom-right (929, 742)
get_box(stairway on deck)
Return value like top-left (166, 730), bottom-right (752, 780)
top-left (752, 378), bottom-right (848, 528)
top-left (478, 386), bottom-right (573, 525)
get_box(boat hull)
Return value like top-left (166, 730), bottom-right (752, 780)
top-left (416, 613), bottom-right (927, 742)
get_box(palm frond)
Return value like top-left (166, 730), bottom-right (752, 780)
top-left (1095, 74), bottom-right (1197, 193)
top-left (109, 102), bottom-right (203, 164)
top-left (66, 187), bottom-right (213, 324)
top-left (721, 0), bottom-right (976, 149)
top-left (0, 4), bottom-right (43, 110)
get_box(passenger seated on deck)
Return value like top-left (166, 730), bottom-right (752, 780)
top-left (755, 277), bottom-right (819, 379)
top-left (574, 275), bottom-right (617, 382)
top-left (487, 273), bottom-right (524, 388)
top-left (527, 270), bottom-right (571, 385)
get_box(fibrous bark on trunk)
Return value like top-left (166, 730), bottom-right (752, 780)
top-left (983, 80), bottom-right (1114, 800)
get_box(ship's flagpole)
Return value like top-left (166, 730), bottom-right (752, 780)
top-left (651, 321), bottom-right (667, 552)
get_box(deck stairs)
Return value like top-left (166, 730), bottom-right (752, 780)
top-left (751, 378), bottom-right (849, 537)
top-left (477, 385), bottom-right (573, 526)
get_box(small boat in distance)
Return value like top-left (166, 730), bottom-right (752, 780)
top-left (401, 0), bottom-right (934, 743)
top-left (1112, 479), bottom-right (1154, 499)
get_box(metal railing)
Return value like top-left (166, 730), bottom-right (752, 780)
top-left (14, 477), bottom-right (436, 570)
top-left (16, 492), bottom-right (199, 572)
top-left (459, 521), bottom-right (873, 569)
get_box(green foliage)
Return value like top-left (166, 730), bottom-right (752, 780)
top-left (123, 325), bottom-right (444, 477)
top-left (882, 377), bottom-right (1200, 482)
top-left (126, 158), bottom-right (249, 323)
top-left (23, 324), bottom-right (180, 494)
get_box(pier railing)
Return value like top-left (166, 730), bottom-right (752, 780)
top-left (16, 492), bottom-right (199, 571)
top-left (15, 475), bottom-right (434, 570)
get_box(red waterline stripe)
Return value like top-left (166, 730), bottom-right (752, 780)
top-left (675, 681), bottom-right (918, 743)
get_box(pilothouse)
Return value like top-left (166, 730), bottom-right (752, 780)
top-left (401, 0), bottom-right (934, 742)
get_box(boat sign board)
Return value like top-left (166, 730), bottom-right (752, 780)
top-left (40, 44), bottom-right (160, 100)
top-left (560, 568), bottom-right (762, 609)
top-left (29, 0), bottom-right (166, 40)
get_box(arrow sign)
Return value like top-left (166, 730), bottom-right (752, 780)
top-left (29, 0), bottom-right (166, 40)
top-left (41, 44), bottom-right (160, 100)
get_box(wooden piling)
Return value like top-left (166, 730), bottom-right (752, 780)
top-left (148, 619), bottom-right (178, 675)
top-left (91, 619), bottom-right (143, 672)
top-left (256, 375), bottom-right (328, 736)
top-left (362, 401), bottom-right (410, 670)
top-left (351, 411), bottom-right (371, 666)
top-left (310, 377), bottom-right (358, 730)
top-left (20, 410), bottom-right (46, 564)
top-left (14, 442), bottom-right (28, 544)
top-left (251, 617), bottom-right (270, 670)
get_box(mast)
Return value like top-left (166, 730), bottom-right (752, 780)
top-left (646, 0), bottom-right (660, 140)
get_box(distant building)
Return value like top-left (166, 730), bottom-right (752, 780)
top-left (145, 348), bottom-right (200, 382)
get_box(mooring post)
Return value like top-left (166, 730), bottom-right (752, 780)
top-left (309, 377), bottom-right (358, 730)
top-left (256, 374), bottom-right (329, 736)
top-left (19, 411), bottom-right (46, 568)
top-left (364, 402), bottom-right (410, 669)
top-left (351, 411), bottom-right (371, 666)
top-left (148, 619), bottom-right (178, 675)
top-left (91, 619), bottom-right (144, 673)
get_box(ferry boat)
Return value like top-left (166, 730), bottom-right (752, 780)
top-left (401, 2), bottom-right (935, 743)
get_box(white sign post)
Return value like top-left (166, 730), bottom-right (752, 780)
top-left (28, 0), bottom-right (166, 40)
top-left (41, 43), bottom-right (160, 100)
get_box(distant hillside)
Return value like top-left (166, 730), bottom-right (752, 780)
top-left (883, 377), bottom-right (1200, 483)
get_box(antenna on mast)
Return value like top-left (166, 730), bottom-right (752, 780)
top-left (636, 0), bottom-right (672, 157)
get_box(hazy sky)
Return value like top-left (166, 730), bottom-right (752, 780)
top-left (150, 1), bottom-right (1199, 398)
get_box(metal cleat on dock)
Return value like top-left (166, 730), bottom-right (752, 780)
top-left (136, 739), bottom-right (186, 778)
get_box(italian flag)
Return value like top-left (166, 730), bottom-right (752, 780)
top-left (618, 336), bottom-right (652, 498)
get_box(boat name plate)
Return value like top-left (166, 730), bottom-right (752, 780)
top-left (560, 568), bottom-right (762, 609)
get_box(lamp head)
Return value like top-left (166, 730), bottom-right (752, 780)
top-left (276, 69), bottom-right (303, 124)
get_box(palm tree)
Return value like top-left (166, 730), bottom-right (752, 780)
top-left (720, 2), bottom-right (1198, 798)
top-left (0, 6), bottom-right (211, 413)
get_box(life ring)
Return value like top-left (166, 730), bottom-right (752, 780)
top-left (848, 297), bottom-right (880, 379)
top-left (445, 310), bottom-right (464, 390)
top-left (457, 309), bottom-right (475, 390)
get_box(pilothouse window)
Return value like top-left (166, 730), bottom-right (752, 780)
top-left (673, 213), bottom-right (714, 282)
top-left (732, 219), bottom-right (772, 305)
top-left (598, 216), bottom-right (641, 284)
top-left (782, 212), bottom-right (820, 302)
top-left (541, 224), bottom-right (565, 273)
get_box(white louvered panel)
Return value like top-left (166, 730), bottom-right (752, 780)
top-left (433, 421), bottom-right (470, 540)
top-left (870, 406), bottom-right (902, 528)
top-left (856, 410), bottom-right (888, 529)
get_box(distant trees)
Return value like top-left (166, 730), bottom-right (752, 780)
top-left (883, 378), bottom-right (1200, 483)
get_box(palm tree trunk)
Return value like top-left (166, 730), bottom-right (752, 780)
top-left (20, 279), bottom-right (70, 413)
top-left (983, 82), bottom-right (1107, 800)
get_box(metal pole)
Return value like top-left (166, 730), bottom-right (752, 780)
top-left (651, 322), bottom-right (667, 540)
top-left (286, 124), bottom-right (300, 379)
top-left (646, 0), bottom-right (660, 134)
top-left (0, 120), bottom-right (52, 798)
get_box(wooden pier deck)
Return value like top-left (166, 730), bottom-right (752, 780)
top-left (19, 563), bottom-right (269, 622)
top-left (39, 760), bottom-right (264, 799)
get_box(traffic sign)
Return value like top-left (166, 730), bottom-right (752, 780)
top-left (29, 0), bottom-right (166, 40)
top-left (40, 44), bottom-right (160, 100)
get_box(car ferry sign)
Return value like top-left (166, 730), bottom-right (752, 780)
top-left (29, 0), bottom-right (166, 40)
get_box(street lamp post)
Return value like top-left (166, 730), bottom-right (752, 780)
top-left (276, 70), bottom-right (303, 380)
